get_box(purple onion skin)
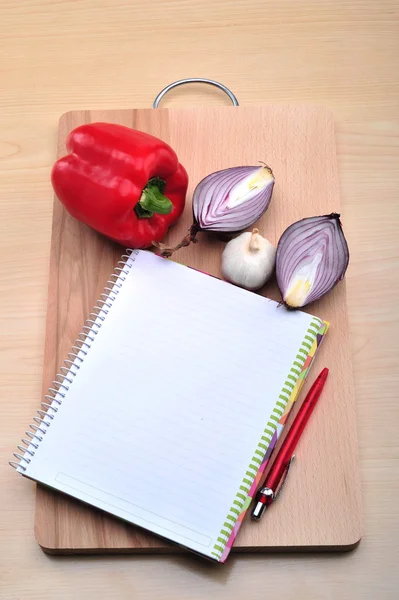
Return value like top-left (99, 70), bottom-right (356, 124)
top-left (156, 165), bottom-right (275, 257)
top-left (276, 213), bottom-right (349, 309)
top-left (192, 166), bottom-right (275, 233)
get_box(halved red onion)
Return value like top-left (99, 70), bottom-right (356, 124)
top-left (276, 213), bottom-right (349, 308)
top-left (156, 165), bottom-right (274, 257)
top-left (193, 165), bottom-right (274, 232)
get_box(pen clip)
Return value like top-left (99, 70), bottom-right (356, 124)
top-left (273, 455), bottom-right (295, 503)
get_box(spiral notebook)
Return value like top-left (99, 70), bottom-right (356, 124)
top-left (11, 249), bottom-right (328, 562)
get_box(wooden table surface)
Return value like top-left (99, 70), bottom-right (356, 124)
top-left (0, 1), bottom-right (398, 598)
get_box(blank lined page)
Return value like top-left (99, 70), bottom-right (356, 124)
top-left (21, 251), bottom-right (321, 559)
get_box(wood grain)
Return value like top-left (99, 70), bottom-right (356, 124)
top-left (1, 1), bottom-right (398, 598)
top-left (33, 105), bottom-right (362, 553)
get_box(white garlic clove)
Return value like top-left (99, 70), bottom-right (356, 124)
top-left (221, 228), bottom-right (276, 291)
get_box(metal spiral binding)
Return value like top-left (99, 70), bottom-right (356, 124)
top-left (9, 249), bottom-right (139, 472)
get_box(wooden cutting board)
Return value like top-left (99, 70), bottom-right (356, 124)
top-left (35, 105), bottom-right (362, 554)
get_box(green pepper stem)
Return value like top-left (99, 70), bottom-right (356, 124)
top-left (135, 178), bottom-right (173, 219)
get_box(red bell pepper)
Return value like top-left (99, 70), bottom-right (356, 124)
top-left (51, 123), bottom-right (188, 248)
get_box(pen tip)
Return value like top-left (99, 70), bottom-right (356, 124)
top-left (320, 367), bottom-right (329, 381)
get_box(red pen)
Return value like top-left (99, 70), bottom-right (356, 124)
top-left (251, 367), bottom-right (329, 520)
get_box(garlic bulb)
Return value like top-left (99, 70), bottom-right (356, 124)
top-left (221, 229), bottom-right (276, 290)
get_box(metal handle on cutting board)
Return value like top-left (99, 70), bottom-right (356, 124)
top-left (153, 78), bottom-right (239, 108)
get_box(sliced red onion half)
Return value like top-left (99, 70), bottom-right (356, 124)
top-left (156, 165), bottom-right (275, 257)
top-left (276, 213), bottom-right (349, 308)
top-left (193, 165), bottom-right (275, 232)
